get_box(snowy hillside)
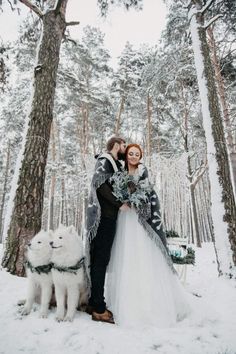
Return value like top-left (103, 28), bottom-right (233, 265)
top-left (0, 243), bottom-right (235, 354)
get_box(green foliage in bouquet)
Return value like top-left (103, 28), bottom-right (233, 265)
top-left (110, 170), bottom-right (152, 209)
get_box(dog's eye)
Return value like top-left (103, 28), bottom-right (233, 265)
top-left (38, 241), bottom-right (42, 244)
top-left (59, 237), bottom-right (63, 239)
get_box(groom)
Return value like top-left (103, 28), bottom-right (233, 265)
top-left (86, 136), bottom-right (128, 324)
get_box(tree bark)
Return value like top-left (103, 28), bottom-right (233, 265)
top-left (1, 2), bottom-right (68, 275)
top-left (207, 27), bottom-right (236, 198)
top-left (188, 0), bottom-right (236, 274)
top-left (198, 177), bottom-right (213, 242)
top-left (0, 141), bottom-right (11, 243)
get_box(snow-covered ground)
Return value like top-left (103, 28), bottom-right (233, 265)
top-left (0, 243), bottom-right (236, 354)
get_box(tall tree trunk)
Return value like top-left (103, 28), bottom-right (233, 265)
top-left (147, 91), bottom-right (152, 169)
top-left (1, 2), bottom-right (68, 275)
top-left (207, 26), bottom-right (236, 198)
top-left (76, 110), bottom-right (89, 234)
top-left (48, 121), bottom-right (56, 231)
top-left (198, 177), bottom-right (213, 242)
top-left (64, 192), bottom-right (69, 226)
top-left (115, 96), bottom-right (125, 135)
top-left (188, 0), bottom-right (236, 275)
top-left (0, 141), bottom-right (11, 243)
top-left (187, 156), bottom-right (202, 247)
top-left (182, 86), bottom-right (202, 247)
top-left (82, 102), bottom-right (89, 157)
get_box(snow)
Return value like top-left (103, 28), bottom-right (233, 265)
top-left (0, 243), bottom-right (236, 354)
top-left (188, 9), bottom-right (234, 276)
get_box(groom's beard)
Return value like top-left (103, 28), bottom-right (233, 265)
top-left (117, 151), bottom-right (126, 160)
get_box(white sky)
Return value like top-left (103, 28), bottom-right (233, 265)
top-left (0, 0), bottom-right (167, 66)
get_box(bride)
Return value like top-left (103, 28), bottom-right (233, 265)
top-left (106, 143), bottom-right (191, 327)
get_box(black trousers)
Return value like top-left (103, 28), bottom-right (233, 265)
top-left (89, 216), bottom-right (117, 313)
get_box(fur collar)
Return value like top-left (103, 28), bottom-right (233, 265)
top-left (99, 153), bottom-right (119, 172)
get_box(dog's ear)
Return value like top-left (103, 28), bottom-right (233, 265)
top-left (57, 224), bottom-right (67, 232)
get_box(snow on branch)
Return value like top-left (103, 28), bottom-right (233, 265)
top-left (19, 0), bottom-right (43, 18)
top-left (6, 0), bottom-right (15, 11)
top-left (188, 0), bottom-right (216, 24)
top-left (200, 0), bottom-right (214, 14)
top-left (187, 6), bottom-right (198, 23)
top-left (184, 0), bottom-right (192, 9)
top-left (204, 14), bottom-right (223, 29)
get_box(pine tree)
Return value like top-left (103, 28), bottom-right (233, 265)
top-left (2, 0), bottom-right (78, 276)
top-left (186, 0), bottom-right (236, 274)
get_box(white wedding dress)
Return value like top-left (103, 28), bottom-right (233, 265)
top-left (106, 208), bottom-right (191, 328)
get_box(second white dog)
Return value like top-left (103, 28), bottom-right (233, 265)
top-left (51, 225), bottom-right (88, 322)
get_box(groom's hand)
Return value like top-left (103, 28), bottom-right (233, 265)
top-left (120, 203), bottom-right (130, 211)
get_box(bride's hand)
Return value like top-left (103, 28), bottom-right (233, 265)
top-left (120, 203), bottom-right (130, 211)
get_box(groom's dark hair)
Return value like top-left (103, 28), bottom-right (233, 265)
top-left (106, 136), bottom-right (126, 152)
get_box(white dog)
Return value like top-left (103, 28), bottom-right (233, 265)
top-left (51, 225), bottom-right (88, 322)
top-left (21, 230), bottom-right (53, 318)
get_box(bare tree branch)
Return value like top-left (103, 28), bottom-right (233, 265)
top-left (62, 33), bottom-right (77, 45)
top-left (204, 14), bottom-right (223, 29)
top-left (7, 0), bottom-right (15, 11)
top-left (66, 21), bottom-right (80, 27)
top-left (201, 0), bottom-right (215, 15)
top-left (19, 0), bottom-right (43, 18)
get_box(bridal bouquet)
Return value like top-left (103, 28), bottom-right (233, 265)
top-left (110, 170), bottom-right (152, 209)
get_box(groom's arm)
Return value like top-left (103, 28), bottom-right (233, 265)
top-left (97, 182), bottom-right (123, 208)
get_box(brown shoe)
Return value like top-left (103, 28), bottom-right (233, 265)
top-left (86, 305), bottom-right (113, 317)
top-left (92, 309), bottom-right (115, 324)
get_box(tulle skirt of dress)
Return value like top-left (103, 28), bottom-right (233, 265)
top-left (106, 209), bottom-right (191, 328)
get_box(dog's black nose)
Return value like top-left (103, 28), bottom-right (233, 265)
top-left (28, 243), bottom-right (31, 247)
top-left (50, 241), bottom-right (53, 246)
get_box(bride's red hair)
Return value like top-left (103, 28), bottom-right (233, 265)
top-left (125, 144), bottom-right (143, 165)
